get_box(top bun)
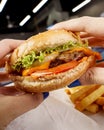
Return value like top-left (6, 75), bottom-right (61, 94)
top-left (10, 29), bottom-right (77, 66)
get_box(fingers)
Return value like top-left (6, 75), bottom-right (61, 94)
top-left (0, 86), bottom-right (25, 95)
top-left (0, 86), bottom-right (49, 127)
top-left (0, 56), bottom-right (9, 68)
top-left (51, 17), bottom-right (85, 31)
top-left (96, 62), bottom-right (104, 67)
top-left (52, 16), bottom-right (104, 39)
top-left (79, 67), bottom-right (104, 85)
top-left (0, 39), bottom-right (24, 59)
top-left (0, 72), bottom-right (10, 82)
top-left (82, 37), bottom-right (104, 47)
top-left (80, 32), bottom-right (91, 38)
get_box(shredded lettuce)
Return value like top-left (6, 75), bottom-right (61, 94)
top-left (12, 51), bottom-right (45, 72)
top-left (12, 41), bottom-right (88, 72)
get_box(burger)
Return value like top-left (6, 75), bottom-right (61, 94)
top-left (6, 29), bottom-right (101, 92)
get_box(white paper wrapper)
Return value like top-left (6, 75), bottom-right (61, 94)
top-left (6, 88), bottom-right (104, 130)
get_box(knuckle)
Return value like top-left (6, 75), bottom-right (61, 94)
top-left (80, 16), bottom-right (92, 32)
top-left (85, 68), bottom-right (95, 84)
top-left (82, 16), bottom-right (89, 19)
top-left (0, 39), bottom-right (9, 43)
top-left (80, 16), bottom-right (91, 21)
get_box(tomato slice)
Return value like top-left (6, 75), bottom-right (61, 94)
top-left (31, 60), bottom-right (79, 79)
top-left (44, 60), bottom-right (79, 74)
top-left (22, 61), bottom-right (50, 76)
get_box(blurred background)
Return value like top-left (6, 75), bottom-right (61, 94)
top-left (0, 0), bottom-right (104, 40)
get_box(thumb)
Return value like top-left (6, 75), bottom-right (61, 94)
top-left (0, 87), bottom-right (49, 128)
top-left (79, 67), bottom-right (104, 85)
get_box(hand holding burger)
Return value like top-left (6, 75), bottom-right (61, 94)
top-left (52, 16), bottom-right (104, 85)
top-left (0, 39), bottom-right (49, 129)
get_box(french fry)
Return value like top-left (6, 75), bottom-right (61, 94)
top-left (70, 84), bottom-right (100, 103)
top-left (65, 85), bottom-right (86, 95)
top-left (70, 86), bottom-right (90, 103)
top-left (96, 97), bottom-right (104, 105)
top-left (86, 103), bottom-right (99, 113)
top-left (67, 85), bottom-right (86, 94)
top-left (65, 84), bottom-right (104, 113)
top-left (65, 89), bottom-right (71, 95)
top-left (75, 85), bottom-right (104, 111)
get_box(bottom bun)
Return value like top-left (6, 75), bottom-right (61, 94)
top-left (10, 56), bottom-right (95, 92)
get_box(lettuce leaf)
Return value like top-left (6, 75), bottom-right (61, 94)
top-left (12, 41), bottom-right (88, 72)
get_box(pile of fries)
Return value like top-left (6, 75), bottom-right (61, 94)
top-left (65, 84), bottom-right (104, 113)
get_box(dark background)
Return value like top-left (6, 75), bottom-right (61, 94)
top-left (0, 0), bottom-right (104, 40)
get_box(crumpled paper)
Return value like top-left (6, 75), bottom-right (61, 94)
top-left (6, 88), bottom-right (104, 130)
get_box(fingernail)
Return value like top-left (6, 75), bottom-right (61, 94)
top-left (43, 92), bottom-right (49, 99)
top-left (0, 87), bottom-right (25, 96)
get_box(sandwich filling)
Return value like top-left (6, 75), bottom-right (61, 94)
top-left (11, 41), bottom-right (101, 79)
